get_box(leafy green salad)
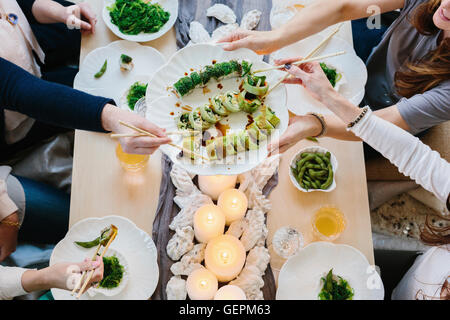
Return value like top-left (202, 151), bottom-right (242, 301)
top-left (108, 0), bottom-right (170, 35)
top-left (318, 269), bottom-right (354, 300)
top-left (100, 255), bottom-right (124, 289)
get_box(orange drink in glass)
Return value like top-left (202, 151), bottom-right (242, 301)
top-left (115, 144), bottom-right (149, 172)
top-left (312, 206), bottom-right (346, 241)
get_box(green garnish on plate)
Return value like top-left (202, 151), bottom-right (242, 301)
top-left (127, 81), bottom-right (148, 110)
top-left (318, 269), bottom-right (354, 300)
top-left (108, 0), bottom-right (170, 35)
top-left (99, 256), bottom-right (124, 289)
top-left (94, 60), bottom-right (107, 78)
top-left (320, 62), bottom-right (341, 87)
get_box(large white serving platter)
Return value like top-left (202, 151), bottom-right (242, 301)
top-left (50, 216), bottom-right (159, 300)
top-left (102, 0), bottom-right (178, 42)
top-left (270, 35), bottom-right (368, 115)
top-left (276, 242), bottom-right (384, 300)
top-left (74, 40), bottom-right (166, 106)
top-left (145, 44), bottom-right (288, 175)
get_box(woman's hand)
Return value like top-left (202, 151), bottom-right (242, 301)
top-left (22, 257), bottom-right (104, 293)
top-left (275, 57), bottom-right (336, 103)
top-left (64, 3), bottom-right (97, 35)
top-left (218, 29), bottom-right (284, 54)
top-left (268, 115), bottom-right (322, 155)
top-left (0, 212), bottom-right (19, 262)
top-left (101, 104), bottom-right (172, 155)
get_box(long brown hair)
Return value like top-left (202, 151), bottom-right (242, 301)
top-left (394, 0), bottom-right (450, 98)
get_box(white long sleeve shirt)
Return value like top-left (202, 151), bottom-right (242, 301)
top-left (0, 266), bottom-right (27, 300)
top-left (349, 109), bottom-right (450, 205)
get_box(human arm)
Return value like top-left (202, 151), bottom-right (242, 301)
top-left (17, 0), bottom-right (96, 34)
top-left (0, 57), bottom-right (171, 154)
top-left (220, 0), bottom-right (404, 53)
top-left (276, 61), bottom-right (450, 203)
top-left (0, 257), bottom-right (103, 300)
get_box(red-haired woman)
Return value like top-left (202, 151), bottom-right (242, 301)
top-left (220, 0), bottom-right (450, 151)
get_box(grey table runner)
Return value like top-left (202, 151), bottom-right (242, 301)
top-left (151, 154), bottom-right (278, 300)
top-left (175, 0), bottom-right (273, 48)
top-left (151, 0), bottom-right (277, 300)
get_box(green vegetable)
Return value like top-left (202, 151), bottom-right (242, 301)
top-left (243, 75), bottom-right (268, 96)
top-left (75, 225), bottom-right (116, 249)
top-left (120, 54), bottom-right (132, 64)
top-left (94, 60), bottom-right (107, 78)
top-left (108, 0), bottom-right (170, 35)
top-left (320, 62), bottom-right (338, 87)
top-left (126, 81), bottom-right (148, 110)
top-left (318, 269), bottom-right (354, 300)
top-left (99, 256), bottom-right (124, 289)
top-left (75, 238), bottom-right (100, 249)
top-left (292, 151), bottom-right (334, 190)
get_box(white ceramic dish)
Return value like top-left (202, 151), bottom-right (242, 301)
top-left (87, 248), bottom-right (129, 297)
top-left (102, 0), bottom-right (178, 42)
top-left (276, 242), bottom-right (384, 300)
top-left (289, 146), bottom-right (338, 193)
top-left (73, 40), bottom-right (166, 104)
top-left (50, 216), bottom-right (159, 300)
top-left (145, 44), bottom-right (288, 175)
top-left (270, 34), bottom-right (367, 115)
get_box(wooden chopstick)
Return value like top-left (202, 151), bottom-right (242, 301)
top-left (118, 121), bottom-right (210, 161)
top-left (264, 23), bottom-right (344, 96)
top-left (252, 51), bottom-right (346, 74)
top-left (71, 243), bottom-right (102, 296)
top-left (110, 131), bottom-right (193, 139)
top-left (75, 231), bottom-right (117, 299)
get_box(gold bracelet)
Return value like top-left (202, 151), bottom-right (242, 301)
top-left (307, 112), bottom-right (327, 138)
top-left (0, 220), bottom-right (21, 229)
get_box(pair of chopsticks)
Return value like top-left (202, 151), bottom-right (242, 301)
top-left (264, 23), bottom-right (344, 96)
top-left (110, 130), bottom-right (188, 138)
top-left (71, 228), bottom-right (117, 299)
top-left (117, 121), bottom-right (210, 161)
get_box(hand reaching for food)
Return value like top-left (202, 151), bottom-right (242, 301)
top-left (274, 58), bottom-right (336, 103)
top-left (218, 29), bottom-right (283, 55)
top-left (101, 104), bottom-right (172, 155)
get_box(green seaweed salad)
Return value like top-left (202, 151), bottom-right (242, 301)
top-left (108, 0), bottom-right (170, 35)
top-left (100, 256), bottom-right (124, 289)
top-left (127, 81), bottom-right (148, 110)
top-left (320, 62), bottom-right (342, 87)
top-left (318, 269), bottom-right (354, 300)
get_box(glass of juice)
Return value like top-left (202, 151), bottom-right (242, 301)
top-left (311, 206), bottom-right (346, 241)
top-left (116, 143), bottom-right (149, 172)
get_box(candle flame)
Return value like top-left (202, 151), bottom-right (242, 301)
top-left (206, 213), bottom-right (214, 223)
top-left (200, 280), bottom-right (207, 288)
top-left (220, 251), bottom-right (230, 264)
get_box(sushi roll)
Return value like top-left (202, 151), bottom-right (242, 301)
top-left (190, 71), bottom-right (202, 86)
top-left (210, 96), bottom-right (230, 116)
top-left (189, 108), bottom-right (212, 130)
top-left (234, 131), bottom-right (247, 153)
top-left (222, 91), bottom-right (241, 113)
top-left (200, 104), bottom-right (221, 124)
top-left (241, 60), bottom-right (252, 76)
top-left (238, 91), bottom-right (261, 113)
top-left (177, 113), bottom-right (193, 130)
top-left (120, 54), bottom-right (134, 72)
top-left (223, 134), bottom-right (237, 156)
top-left (247, 122), bottom-right (268, 141)
top-left (243, 74), bottom-right (268, 96)
top-left (182, 135), bottom-right (201, 161)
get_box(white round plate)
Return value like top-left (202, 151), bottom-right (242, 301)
top-left (276, 242), bottom-right (384, 300)
top-left (289, 146), bottom-right (338, 193)
top-left (270, 35), bottom-right (367, 115)
top-left (145, 44), bottom-right (288, 175)
top-left (50, 216), bottom-right (159, 300)
top-left (74, 40), bottom-right (166, 104)
top-left (102, 0), bottom-right (178, 42)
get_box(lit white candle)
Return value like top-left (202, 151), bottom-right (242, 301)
top-left (186, 268), bottom-right (218, 300)
top-left (217, 189), bottom-right (248, 226)
top-left (214, 285), bottom-right (247, 300)
top-left (193, 204), bottom-right (225, 243)
top-left (205, 235), bottom-right (246, 282)
top-left (198, 175), bottom-right (237, 201)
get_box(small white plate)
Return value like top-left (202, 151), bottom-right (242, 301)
top-left (50, 215), bottom-right (159, 300)
top-left (276, 242), bottom-right (384, 300)
top-left (102, 0), bottom-right (178, 42)
top-left (145, 43), bottom-right (288, 175)
top-left (270, 35), bottom-right (367, 115)
top-left (74, 40), bottom-right (166, 104)
top-left (289, 146), bottom-right (338, 193)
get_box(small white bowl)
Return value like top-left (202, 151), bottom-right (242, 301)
top-left (88, 248), bottom-right (129, 297)
top-left (289, 146), bottom-right (338, 193)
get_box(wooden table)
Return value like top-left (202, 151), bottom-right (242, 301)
top-left (70, 0), bottom-right (374, 287)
